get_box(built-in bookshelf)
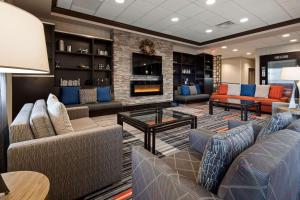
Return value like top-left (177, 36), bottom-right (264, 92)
top-left (54, 31), bottom-right (113, 87)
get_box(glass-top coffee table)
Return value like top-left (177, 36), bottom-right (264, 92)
top-left (209, 98), bottom-right (261, 121)
top-left (117, 108), bottom-right (197, 154)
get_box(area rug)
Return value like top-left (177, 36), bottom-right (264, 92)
top-left (84, 103), bottom-right (270, 200)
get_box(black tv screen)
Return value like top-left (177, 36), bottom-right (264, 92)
top-left (132, 53), bottom-right (162, 76)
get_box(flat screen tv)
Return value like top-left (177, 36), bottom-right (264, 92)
top-left (132, 53), bottom-right (162, 76)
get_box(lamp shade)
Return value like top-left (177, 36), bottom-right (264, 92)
top-left (280, 67), bottom-right (300, 81)
top-left (0, 2), bottom-right (49, 74)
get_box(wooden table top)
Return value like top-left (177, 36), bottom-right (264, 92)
top-left (0, 171), bottom-right (49, 200)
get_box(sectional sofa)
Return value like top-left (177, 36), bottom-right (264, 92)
top-left (211, 83), bottom-right (289, 113)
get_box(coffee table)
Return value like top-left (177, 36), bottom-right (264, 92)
top-left (117, 108), bottom-right (197, 154)
top-left (209, 98), bottom-right (261, 121)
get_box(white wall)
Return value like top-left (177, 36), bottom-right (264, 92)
top-left (255, 42), bottom-right (300, 84)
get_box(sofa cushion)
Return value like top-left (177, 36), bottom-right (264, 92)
top-left (195, 84), bottom-right (202, 94)
top-left (87, 101), bottom-right (122, 111)
top-left (287, 119), bottom-right (300, 133)
top-left (256, 112), bottom-right (293, 142)
top-left (80, 88), bottom-right (97, 104)
top-left (181, 85), bottom-right (190, 96)
top-left (228, 120), bottom-right (263, 141)
top-left (189, 86), bottom-right (197, 95)
top-left (47, 101), bottom-right (74, 135)
top-left (255, 85), bottom-right (270, 98)
top-left (269, 85), bottom-right (284, 99)
top-left (218, 84), bottom-right (228, 95)
top-left (60, 87), bottom-right (80, 105)
top-left (97, 87), bottom-right (112, 102)
top-left (227, 84), bottom-right (240, 96)
top-left (70, 117), bottom-right (98, 131)
top-left (47, 93), bottom-right (59, 106)
top-left (9, 103), bottom-right (34, 143)
top-left (240, 84), bottom-right (256, 97)
top-left (198, 124), bottom-right (254, 193)
top-left (30, 100), bottom-right (56, 139)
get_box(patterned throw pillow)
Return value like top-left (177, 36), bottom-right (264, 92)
top-left (30, 100), bottom-right (56, 138)
top-left (47, 101), bottom-right (74, 135)
top-left (79, 88), bottom-right (97, 104)
top-left (198, 124), bottom-right (254, 193)
top-left (189, 86), bottom-right (197, 95)
top-left (256, 112), bottom-right (293, 142)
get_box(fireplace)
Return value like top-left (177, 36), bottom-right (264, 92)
top-left (130, 80), bottom-right (163, 96)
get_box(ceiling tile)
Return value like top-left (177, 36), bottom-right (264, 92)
top-left (176, 3), bottom-right (205, 18)
top-left (72, 0), bottom-right (103, 12)
top-left (160, 0), bottom-right (192, 12)
top-left (71, 5), bottom-right (95, 15)
top-left (94, 0), bottom-right (135, 19)
top-left (57, 0), bottom-right (72, 9)
top-left (192, 10), bottom-right (226, 26)
top-left (277, 0), bottom-right (300, 18)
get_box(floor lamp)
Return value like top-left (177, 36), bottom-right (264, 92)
top-left (0, 2), bottom-right (49, 194)
top-left (280, 67), bottom-right (300, 109)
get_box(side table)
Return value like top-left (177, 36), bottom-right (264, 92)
top-left (0, 171), bottom-right (49, 200)
top-left (277, 107), bottom-right (300, 118)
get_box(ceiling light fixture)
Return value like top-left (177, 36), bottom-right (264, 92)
top-left (115, 0), bottom-right (125, 4)
top-left (171, 17), bottom-right (179, 22)
top-left (206, 29), bottom-right (213, 33)
top-left (232, 49), bottom-right (238, 52)
top-left (282, 33), bottom-right (290, 38)
top-left (206, 0), bottom-right (216, 5)
top-left (246, 52), bottom-right (252, 55)
top-left (290, 39), bottom-right (298, 42)
top-left (221, 46), bottom-right (227, 49)
top-left (240, 17), bottom-right (248, 23)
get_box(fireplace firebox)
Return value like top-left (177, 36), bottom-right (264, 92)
top-left (130, 80), bottom-right (163, 96)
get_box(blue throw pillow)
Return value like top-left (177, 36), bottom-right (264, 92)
top-left (97, 87), bottom-right (112, 102)
top-left (60, 87), bottom-right (80, 105)
top-left (240, 84), bottom-right (256, 97)
top-left (181, 85), bottom-right (190, 96)
top-left (195, 84), bottom-right (202, 94)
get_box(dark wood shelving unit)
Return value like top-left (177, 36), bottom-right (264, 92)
top-left (173, 52), bottom-right (214, 94)
top-left (54, 31), bottom-right (113, 87)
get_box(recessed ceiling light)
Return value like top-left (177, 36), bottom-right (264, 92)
top-left (206, 0), bottom-right (216, 5)
top-left (171, 17), bottom-right (179, 22)
top-left (115, 0), bottom-right (125, 4)
top-left (290, 39), bottom-right (298, 42)
top-left (206, 29), bottom-right (213, 33)
top-left (240, 17), bottom-right (248, 23)
top-left (221, 46), bottom-right (227, 49)
top-left (232, 49), bottom-right (238, 52)
top-left (246, 52), bottom-right (252, 55)
top-left (282, 33), bottom-right (290, 38)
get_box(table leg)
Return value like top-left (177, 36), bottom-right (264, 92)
top-left (191, 117), bottom-right (197, 129)
top-left (241, 106), bottom-right (244, 121)
top-left (144, 129), bottom-right (148, 149)
top-left (256, 103), bottom-right (261, 117)
top-left (152, 130), bottom-right (156, 154)
top-left (244, 106), bottom-right (248, 121)
top-left (209, 101), bottom-right (213, 115)
top-left (117, 114), bottom-right (123, 127)
top-left (147, 128), bottom-right (151, 151)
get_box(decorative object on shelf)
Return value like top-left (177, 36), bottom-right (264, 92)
top-left (97, 64), bottom-right (105, 70)
top-left (106, 64), bottom-right (110, 70)
top-left (66, 45), bottom-right (72, 53)
top-left (139, 39), bottom-right (155, 55)
top-left (78, 48), bottom-right (89, 54)
top-left (55, 61), bottom-right (60, 69)
top-left (280, 66), bottom-right (300, 108)
top-left (261, 66), bottom-right (266, 77)
top-left (184, 78), bottom-right (189, 85)
top-left (58, 39), bottom-right (65, 51)
top-left (104, 50), bottom-right (108, 56)
top-left (79, 64), bottom-right (90, 70)
top-left (60, 78), bottom-right (80, 86)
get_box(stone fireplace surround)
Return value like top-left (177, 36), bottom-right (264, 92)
top-left (113, 30), bottom-right (173, 105)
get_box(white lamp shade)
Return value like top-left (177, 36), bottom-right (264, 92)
top-left (0, 2), bottom-right (49, 74)
top-left (280, 67), bottom-right (300, 81)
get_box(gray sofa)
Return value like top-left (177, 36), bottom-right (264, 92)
top-left (8, 101), bottom-right (123, 200)
top-left (174, 87), bottom-right (210, 103)
top-left (132, 120), bottom-right (300, 200)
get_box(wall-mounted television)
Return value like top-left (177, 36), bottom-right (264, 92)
top-left (132, 53), bottom-right (162, 76)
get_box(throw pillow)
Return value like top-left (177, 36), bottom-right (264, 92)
top-left (218, 84), bottom-right (228, 95)
top-left (256, 112), bottom-right (293, 142)
top-left (195, 84), bottom-right (202, 94)
top-left (286, 119), bottom-right (300, 133)
top-left (255, 85), bottom-right (270, 98)
top-left (240, 84), bottom-right (256, 97)
top-left (79, 88), bottom-right (97, 104)
top-left (189, 86), bottom-right (197, 95)
top-left (60, 87), bottom-right (80, 105)
top-left (227, 84), bottom-right (241, 96)
top-left (177, 86), bottom-right (182, 95)
top-left (47, 101), bottom-right (74, 135)
top-left (47, 93), bottom-right (59, 106)
top-left (269, 85), bottom-right (284, 99)
top-left (30, 100), bottom-right (56, 138)
top-left (198, 124), bottom-right (254, 193)
top-left (181, 85), bottom-right (190, 96)
top-left (97, 87), bottom-right (113, 102)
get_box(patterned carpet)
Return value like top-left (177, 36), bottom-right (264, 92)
top-left (83, 103), bottom-right (270, 200)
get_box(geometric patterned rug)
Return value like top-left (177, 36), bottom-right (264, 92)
top-left (83, 103), bottom-right (270, 200)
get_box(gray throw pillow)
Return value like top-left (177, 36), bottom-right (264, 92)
top-left (198, 124), bottom-right (254, 193)
top-left (228, 120), bottom-right (263, 140)
top-left (256, 112), bottom-right (293, 142)
top-left (177, 86), bottom-right (181, 95)
top-left (287, 119), bottom-right (300, 133)
top-left (189, 86), bottom-right (197, 95)
top-left (80, 88), bottom-right (97, 104)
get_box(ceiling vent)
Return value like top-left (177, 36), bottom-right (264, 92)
top-left (215, 21), bottom-right (235, 29)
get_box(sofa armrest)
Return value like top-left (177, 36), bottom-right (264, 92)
top-left (189, 128), bottom-right (214, 154)
top-left (66, 106), bottom-right (89, 120)
top-left (7, 125), bottom-right (123, 200)
top-left (132, 146), bottom-right (219, 200)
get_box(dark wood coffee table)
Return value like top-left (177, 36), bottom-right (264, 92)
top-left (117, 108), bottom-right (197, 154)
top-left (209, 98), bottom-right (261, 121)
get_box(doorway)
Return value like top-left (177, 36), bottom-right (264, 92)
top-left (248, 68), bottom-right (255, 84)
